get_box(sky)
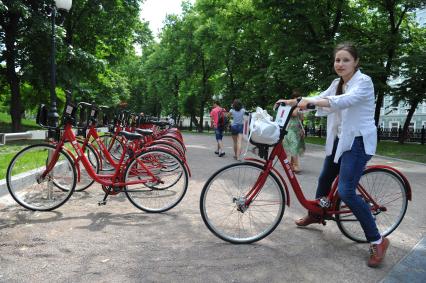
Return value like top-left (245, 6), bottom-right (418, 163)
top-left (140, 0), bottom-right (194, 37)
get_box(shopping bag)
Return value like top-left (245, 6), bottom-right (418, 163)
top-left (249, 107), bottom-right (280, 145)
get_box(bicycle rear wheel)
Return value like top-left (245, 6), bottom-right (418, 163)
top-left (124, 148), bottom-right (188, 213)
top-left (200, 162), bottom-right (285, 244)
top-left (6, 144), bottom-right (76, 211)
top-left (336, 167), bottom-right (408, 243)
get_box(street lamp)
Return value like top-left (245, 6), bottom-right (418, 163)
top-left (48, 0), bottom-right (72, 138)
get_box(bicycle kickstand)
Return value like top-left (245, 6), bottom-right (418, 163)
top-left (98, 186), bottom-right (112, 206)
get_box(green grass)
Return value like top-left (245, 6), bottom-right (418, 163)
top-left (0, 140), bottom-right (43, 179)
top-left (0, 112), bottom-right (40, 133)
top-left (305, 136), bottom-right (426, 163)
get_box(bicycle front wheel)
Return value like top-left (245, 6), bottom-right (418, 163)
top-left (336, 167), bottom-right (408, 243)
top-left (6, 144), bottom-right (76, 211)
top-left (124, 148), bottom-right (188, 213)
top-left (200, 162), bottom-right (285, 244)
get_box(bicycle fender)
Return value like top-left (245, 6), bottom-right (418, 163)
top-left (366, 165), bottom-right (412, 201)
top-left (243, 158), bottom-right (290, 206)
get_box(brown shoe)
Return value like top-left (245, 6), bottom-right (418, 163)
top-left (295, 212), bottom-right (321, 227)
top-left (293, 165), bottom-right (301, 174)
top-left (367, 237), bottom-right (390, 268)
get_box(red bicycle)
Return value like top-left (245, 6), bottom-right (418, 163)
top-left (95, 111), bottom-right (187, 171)
top-left (200, 103), bottom-right (411, 244)
top-left (6, 102), bottom-right (189, 212)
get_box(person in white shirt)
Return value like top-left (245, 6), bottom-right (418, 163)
top-left (276, 42), bottom-right (389, 268)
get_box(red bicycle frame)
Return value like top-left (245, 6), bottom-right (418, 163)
top-left (43, 123), bottom-right (161, 188)
top-left (243, 140), bottom-right (412, 219)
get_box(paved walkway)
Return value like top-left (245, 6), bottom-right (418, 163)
top-left (0, 133), bottom-right (425, 282)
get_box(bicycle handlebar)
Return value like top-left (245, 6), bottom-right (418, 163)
top-left (277, 101), bottom-right (316, 109)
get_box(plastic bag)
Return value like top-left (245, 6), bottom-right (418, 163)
top-left (249, 107), bottom-right (280, 145)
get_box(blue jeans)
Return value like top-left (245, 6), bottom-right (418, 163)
top-left (315, 137), bottom-right (381, 242)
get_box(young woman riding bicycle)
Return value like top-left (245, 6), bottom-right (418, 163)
top-left (276, 42), bottom-right (388, 267)
top-left (200, 42), bottom-right (409, 268)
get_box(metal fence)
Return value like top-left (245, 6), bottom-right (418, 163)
top-left (302, 125), bottom-right (425, 144)
top-left (177, 124), bottom-right (425, 145)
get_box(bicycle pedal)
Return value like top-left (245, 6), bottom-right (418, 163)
top-left (98, 200), bottom-right (107, 206)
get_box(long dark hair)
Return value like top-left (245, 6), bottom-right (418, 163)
top-left (291, 88), bottom-right (301, 99)
top-left (232, 99), bottom-right (243, 111)
top-left (334, 42), bottom-right (359, 96)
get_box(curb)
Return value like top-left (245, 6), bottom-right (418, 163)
top-left (381, 237), bottom-right (426, 283)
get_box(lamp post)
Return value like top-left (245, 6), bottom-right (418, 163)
top-left (48, 0), bottom-right (72, 138)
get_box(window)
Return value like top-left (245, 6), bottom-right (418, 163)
top-left (390, 121), bottom-right (399, 130)
top-left (422, 121), bottom-right (426, 128)
top-left (409, 122), bottom-right (415, 132)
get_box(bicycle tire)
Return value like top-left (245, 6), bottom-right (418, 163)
top-left (160, 136), bottom-right (186, 153)
top-left (143, 146), bottom-right (183, 178)
top-left (6, 143), bottom-right (76, 211)
top-left (148, 140), bottom-right (185, 159)
top-left (124, 148), bottom-right (188, 213)
top-left (200, 162), bottom-right (285, 244)
top-left (93, 133), bottom-right (125, 171)
top-left (335, 167), bottom-right (408, 243)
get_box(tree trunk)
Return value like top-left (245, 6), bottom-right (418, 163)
top-left (173, 74), bottom-right (180, 118)
top-left (189, 116), bottom-right (193, 131)
top-left (399, 101), bottom-right (418, 144)
top-left (225, 58), bottom-right (235, 98)
top-left (4, 11), bottom-right (22, 132)
top-left (198, 55), bottom-right (208, 133)
top-left (374, 89), bottom-right (384, 126)
top-left (190, 114), bottom-right (199, 130)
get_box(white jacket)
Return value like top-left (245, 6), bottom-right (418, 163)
top-left (310, 70), bottom-right (377, 163)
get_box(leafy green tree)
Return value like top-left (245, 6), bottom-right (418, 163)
top-left (0, 0), bottom-right (28, 132)
top-left (391, 26), bottom-right (426, 143)
top-left (358, 0), bottom-right (426, 126)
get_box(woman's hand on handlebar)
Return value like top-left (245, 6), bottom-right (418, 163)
top-left (274, 98), bottom-right (297, 110)
top-left (297, 98), bottom-right (312, 110)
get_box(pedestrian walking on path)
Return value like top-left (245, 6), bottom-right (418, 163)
top-left (229, 99), bottom-right (245, 161)
top-left (283, 89), bottom-right (306, 173)
top-left (210, 101), bottom-right (227, 157)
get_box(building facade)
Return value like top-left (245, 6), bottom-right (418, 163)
top-left (379, 97), bottom-right (426, 130)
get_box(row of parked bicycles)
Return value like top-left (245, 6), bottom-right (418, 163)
top-left (5, 100), bottom-right (412, 245)
top-left (6, 101), bottom-right (190, 213)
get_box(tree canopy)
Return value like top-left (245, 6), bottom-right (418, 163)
top-left (1, 0), bottom-right (425, 143)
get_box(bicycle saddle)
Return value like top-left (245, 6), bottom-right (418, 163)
top-left (135, 128), bottom-right (154, 136)
top-left (118, 131), bottom-right (143, 140)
